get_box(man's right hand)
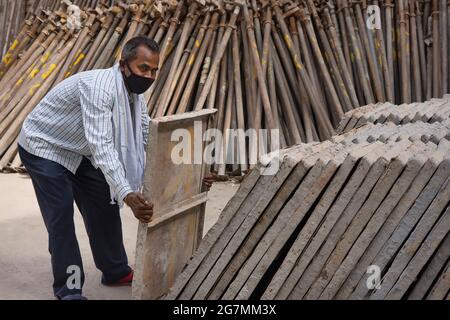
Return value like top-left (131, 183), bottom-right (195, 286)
top-left (124, 192), bottom-right (154, 223)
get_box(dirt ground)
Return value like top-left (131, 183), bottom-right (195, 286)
top-left (0, 173), bottom-right (239, 300)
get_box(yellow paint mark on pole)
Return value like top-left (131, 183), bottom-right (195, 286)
top-left (40, 52), bottom-right (51, 64)
top-left (42, 64), bottom-right (57, 79)
top-left (284, 34), bottom-right (292, 49)
top-left (10, 39), bottom-right (19, 51)
top-left (294, 55), bottom-right (303, 70)
top-left (114, 47), bottom-right (120, 59)
top-left (188, 53), bottom-right (196, 66)
top-left (28, 82), bottom-right (42, 95)
top-left (73, 53), bottom-right (85, 66)
top-left (2, 39), bottom-right (20, 64)
top-left (29, 68), bottom-right (40, 78)
top-left (2, 53), bottom-right (12, 65)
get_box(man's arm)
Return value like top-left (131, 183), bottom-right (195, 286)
top-left (79, 77), bottom-right (133, 207)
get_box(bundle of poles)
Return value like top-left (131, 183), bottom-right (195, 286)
top-left (0, 0), bottom-right (117, 56)
top-left (0, 0), bottom-right (449, 175)
top-left (0, 1), bottom-right (27, 58)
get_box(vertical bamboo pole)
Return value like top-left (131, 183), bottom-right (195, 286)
top-left (156, 2), bottom-right (199, 117)
top-left (232, 29), bottom-right (247, 172)
top-left (409, 0), bottom-right (423, 102)
top-left (432, 0), bottom-right (441, 97)
top-left (302, 1), bottom-right (345, 121)
top-left (398, 0), bottom-right (411, 103)
top-left (193, 6), bottom-right (240, 112)
top-left (416, 1), bottom-right (428, 96)
top-left (341, 0), bottom-right (375, 104)
top-left (322, 6), bottom-right (359, 107)
top-left (440, 0), bottom-right (448, 94)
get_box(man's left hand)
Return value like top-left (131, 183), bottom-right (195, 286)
top-left (203, 174), bottom-right (214, 191)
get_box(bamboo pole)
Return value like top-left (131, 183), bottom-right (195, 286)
top-left (432, 0), bottom-right (441, 97)
top-left (0, 33), bottom-right (76, 156)
top-left (409, 0), bottom-right (423, 102)
top-left (194, 5), bottom-right (240, 112)
top-left (440, 0), bottom-right (448, 94)
top-left (322, 6), bottom-right (359, 107)
top-left (274, 3), bottom-right (333, 138)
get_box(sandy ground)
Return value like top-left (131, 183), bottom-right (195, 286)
top-left (0, 173), bottom-right (239, 300)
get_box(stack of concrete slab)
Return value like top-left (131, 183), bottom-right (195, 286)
top-left (336, 95), bottom-right (450, 134)
top-left (333, 120), bottom-right (450, 146)
top-left (165, 102), bottom-right (450, 300)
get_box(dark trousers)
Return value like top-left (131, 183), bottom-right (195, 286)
top-left (18, 145), bottom-right (131, 298)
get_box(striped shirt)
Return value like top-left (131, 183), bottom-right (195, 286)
top-left (18, 67), bottom-right (150, 205)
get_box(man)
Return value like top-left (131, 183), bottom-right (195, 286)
top-left (18, 36), bottom-right (213, 300)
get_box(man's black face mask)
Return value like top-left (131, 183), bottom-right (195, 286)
top-left (122, 61), bottom-right (154, 94)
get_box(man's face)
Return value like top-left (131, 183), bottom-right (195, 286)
top-left (120, 45), bottom-right (159, 81)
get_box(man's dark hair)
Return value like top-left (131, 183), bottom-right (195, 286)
top-left (121, 36), bottom-right (159, 62)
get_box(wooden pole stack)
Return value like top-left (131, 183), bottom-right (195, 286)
top-left (0, 0), bottom-right (150, 172)
top-left (0, 1), bottom-right (28, 59)
top-left (165, 96), bottom-right (450, 300)
top-left (0, 0), bottom-right (450, 175)
top-left (0, 0), bottom-right (114, 57)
